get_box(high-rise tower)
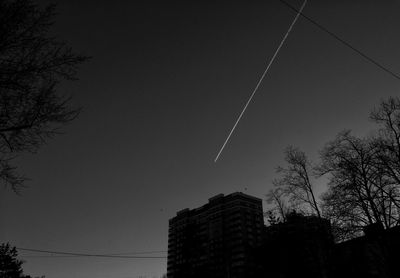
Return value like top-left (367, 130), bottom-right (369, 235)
top-left (167, 192), bottom-right (264, 278)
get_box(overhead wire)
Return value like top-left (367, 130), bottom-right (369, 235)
top-left (17, 247), bottom-right (167, 259)
top-left (214, 0), bottom-right (400, 163)
top-left (278, 0), bottom-right (400, 80)
top-left (214, 0), bottom-right (308, 162)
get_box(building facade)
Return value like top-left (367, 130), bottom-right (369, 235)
top-left (167, 192), bottom-right (264, 278)
top-left (255, 213), bottom-right (334, 278)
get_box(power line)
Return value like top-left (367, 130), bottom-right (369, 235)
top-left (19, 250), bottom-right (167, 258)
top-left (105, 250), bottom-right (167, 255)
top-left (278, 0), bottom-right (400, 81)
top-left (214, 0), bottom-right (400, 162)
top-left (214, 0), bottom-right (308, 163)
top-left (17, 247), bottom-right (167, 259)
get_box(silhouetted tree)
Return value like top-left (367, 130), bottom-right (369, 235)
top-left (265, 187), bottom-right (288, 224)
top-left (370, 97), bottom-right (400, 214)
top-left (272, 146), bottom-right (321, 218)
top-left (318, 130), bottom-right (400, 241)
top-left (266, 97), bottom-right (400, 244)
top-left (0, 243), bottom-right (24, 278)
top-left (0, 243), bottom-right (44, 278)
top-left (0, 0), bottom-right (89, 193)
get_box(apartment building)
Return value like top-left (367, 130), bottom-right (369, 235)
top-left (167, 192), bottom-right (264, 278)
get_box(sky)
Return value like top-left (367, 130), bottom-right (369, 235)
top-left (1, 0), bottom-right (400, 277)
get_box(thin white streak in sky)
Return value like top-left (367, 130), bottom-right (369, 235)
top-left (214, 0), bottom-right (308, 162)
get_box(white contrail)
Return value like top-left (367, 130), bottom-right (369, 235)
top-left (214, 0), bottom-right (308, 163)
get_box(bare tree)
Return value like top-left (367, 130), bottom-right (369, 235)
top-left (273, 146), bottom-right (321, 218)
top-left (267, 97), bottom-right (400, 241)
top-left (370, 97), bottom-right (400, 187)
top-left (0, 0), bottom-right (90, 193)
top-left (317, 130), bottom-right (400, 241)
top-left (265, 187), bottom-right (288, 224)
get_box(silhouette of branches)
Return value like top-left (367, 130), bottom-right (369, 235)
top-left (270, 146), bottom-right (321, 219)
top-left (0, 0), bottom-right (90, 192)
top-left (269, 97), bottom-right (400, 241)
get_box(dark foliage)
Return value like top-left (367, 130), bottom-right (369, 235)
top-left (0, 243), bottom-right (44, 278)
top-left (0, 243), bottom-right (24, 278)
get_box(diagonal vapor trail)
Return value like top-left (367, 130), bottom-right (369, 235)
top-left (214, 0), bottom-right (308, 163)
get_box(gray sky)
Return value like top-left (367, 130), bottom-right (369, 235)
top-left (1, 0), bottom-right (400, 277)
